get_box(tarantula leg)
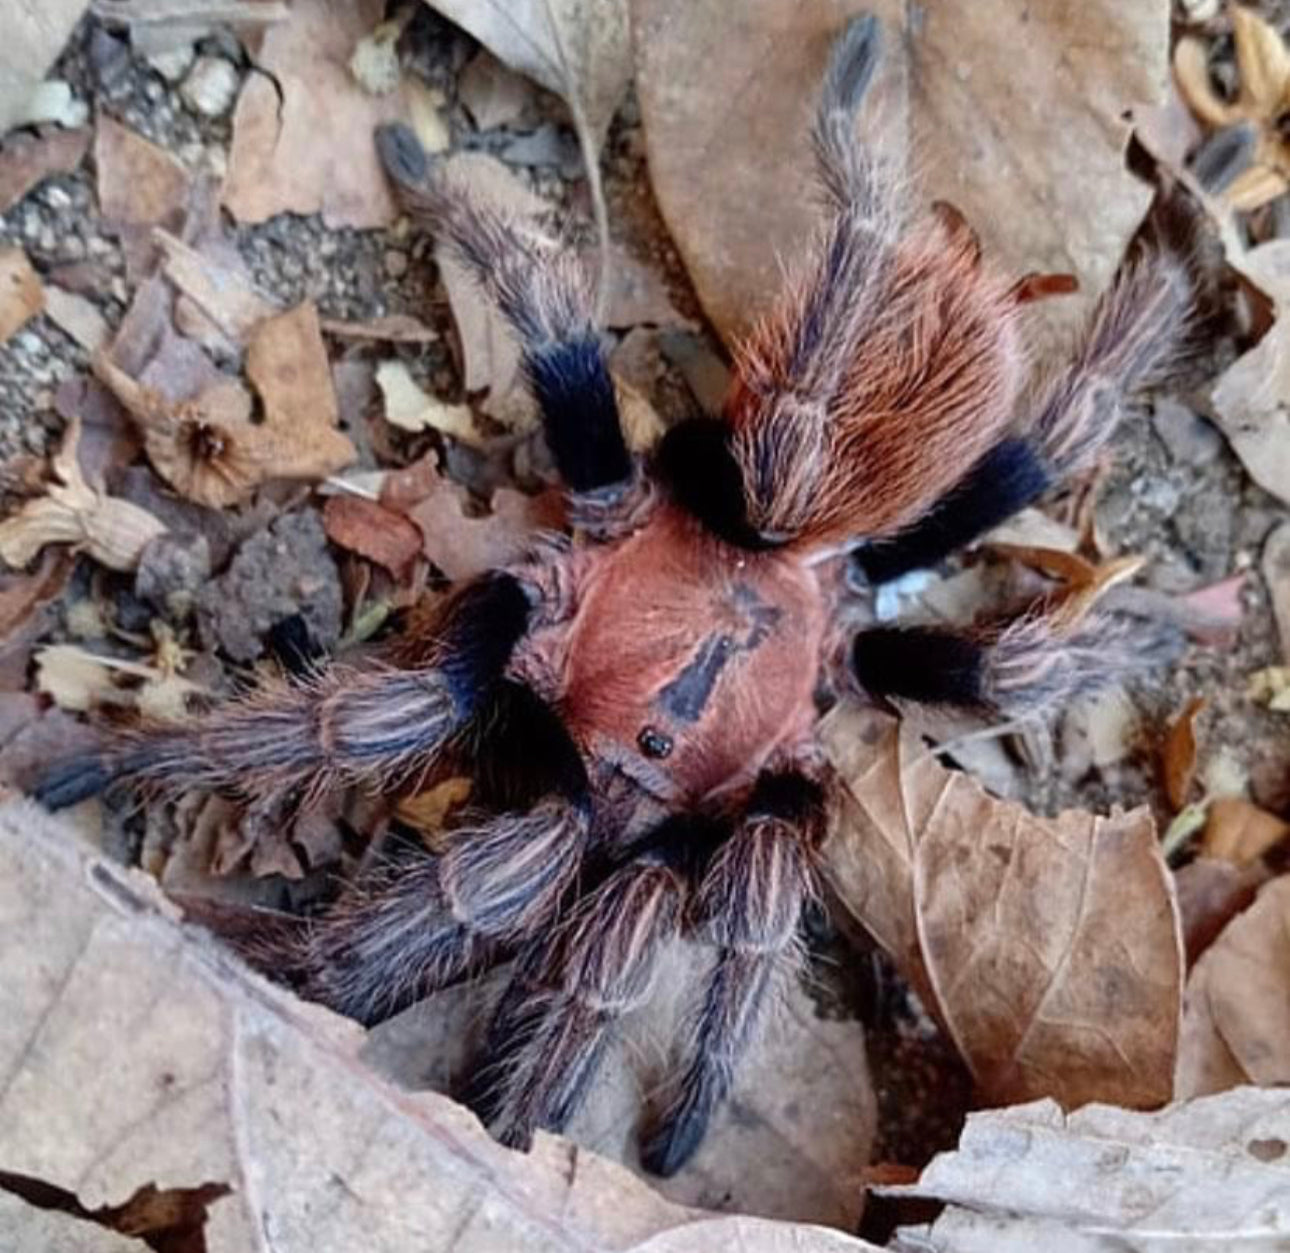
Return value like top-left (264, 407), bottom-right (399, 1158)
top-left (854, 245), bottom-right (1193, 585)
top-left (35, 573), bottom-right (532, 810)
top-left (462, 819), bottom-right (716, 1149)
top-left (641, 773), bottom-right (825, 1177)
top-left (853, 602), bottom-right (1182, 717)
top-left (376, 122), bottom-right (631, 496)
top-left (300, 795), bottom-right (591, 1026)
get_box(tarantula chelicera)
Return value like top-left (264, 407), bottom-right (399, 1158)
top-left (37, 16), bottom-right (1191, 1174)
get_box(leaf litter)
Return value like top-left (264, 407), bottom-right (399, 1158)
top-left (5, 0), bottom-right (1290, 1247)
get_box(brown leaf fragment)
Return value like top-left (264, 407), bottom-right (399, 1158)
top-left (322, 495), bottom-right (423, 579)
top-left (43, 285), bottom-right (109, 353)
top-left (96, 303), bottom-right (356, 507)
top-left (155, 229), bottom-right (278, 346)
top-left (93, 115), bottom-right (188, 229)
top-left (0, 126), bottom-right (90, 214)
top-left (320, 313), bottom-right (439, 344)
top-left (422, 0), bottom-right (631, 148)
top-left (224, 0), bottom-right (407, 228)
top-left (0, 246), bottom-right (44, 343)
top-left (1176, 875), bottom-right (1290, 1098)
top-left (0, 797), bottom-right (886, 1251)
top-left (821, 701), bottom-right (1184, 1110)
top-left (1173, 856), bottom-right (1269, 967)
top-left (880, 1088), bottom-right (1290, 1248)
top-left (1162, 696), bottom-right (1205, 811)
top-left (1202, 796), bottom-right (1290, 866)
top-left (0, 418), bottom-right (167, 572)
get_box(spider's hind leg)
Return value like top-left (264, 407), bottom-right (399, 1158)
top-left (376, 123), bottom-right (631, 498)
top-left (641, 771), bottom-right (826, 1177)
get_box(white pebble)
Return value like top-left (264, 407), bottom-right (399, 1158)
top-left (180, 57), bottom-right (239, 118)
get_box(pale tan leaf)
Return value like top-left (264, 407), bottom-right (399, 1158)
top-left (0, 2), bottom-right (90, 133)
top-left (0, 418), bottom-right (167, 571)
top-left (421, 0), bottom-right (631, 147)
top-left (0, 797), bottom-right (883, 1251)
top-left (1176, 875), bottom-right (1290, 1098)
top-left (0, 246), bottom-right (43, 343)
top-left (821, 701), bottom-right (1183, 1109)
top-left (43, 285), bottom-right (109, 353)
top-left (375, 359), bottom-right (484, 444)
top-left (224, 0), bottom-right (407, 228)
top-left (1231, 5), bottom-right (1290, 117)
top-left (1202, 796), bottom-right (1290, 866)
top-left (34, 644), bottom-right (117, 712)
top-left (155, 229), bottom-right (278, 345)
top-left (93, 115), bottom-right (188, 228)
top-left (0, 126), bottom-right (90, 215)
top-left (634, 0), bottom-right (1166, 345)
top-left (880, 1088), bottom-right (1290, 1251)
top-left (1211, 241), bottom-right (1290, 506)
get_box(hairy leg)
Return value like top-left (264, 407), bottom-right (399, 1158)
top-left (854, 244), bottom-right (1193, 585)
top-left (376, 123), bottom-right (631, 496)
top-left (641, 773), bottom-right (824, 1177)
top-left (36, 572), bottom-right (532, 810)
top-left (852, 603), bottom-right (1181, 717)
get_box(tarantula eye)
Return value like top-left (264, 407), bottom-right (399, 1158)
top-left (637, 727), bottom-right (674, 759)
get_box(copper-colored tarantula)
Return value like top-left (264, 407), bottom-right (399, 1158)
top-left (38, 17), bottom-right (1191, 1174)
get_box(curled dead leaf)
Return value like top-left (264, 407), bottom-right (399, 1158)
top-left (1162, 696), bottom-right (1206, 812)
top-left (96, 303), bottom-right (356, 507)
top-left (821, 701), bottom-right (1183, 1110)
top-left (0, 419), bottom-right (167, 572)
top-left (322, 494), bottom-right (423, 579)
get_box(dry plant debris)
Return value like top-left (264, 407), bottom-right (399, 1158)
top-left (0, 1), bottom-right (91, 132)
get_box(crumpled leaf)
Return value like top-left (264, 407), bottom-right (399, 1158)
top-left (0, 125), bottom-right (90, 214)
top-left (881, 1087), bottom-right (1290, 1252)
top-left (633, 0), bottom-right (1166, 345)
top-left (1211, 241), bottom-right (1290, 506)
top-left (0, 797), bottom-right (884, 1252)
top-left (224, 0), bottom-right (409, 228)
top-left (96, 302), bottom-right (356, 507)
top-left (821, 701), bottom-right (1183, 1110)
top-left (1176, 875), bottom-right (1290, 1099)
top-left (1162, 696), bottom-right (1205, 811)
top-left (0, 1), bottom-right (90, 133)
top-left (421, 0), bottom-right (631, 148)
top-left (375, 359), bottom-right (484, 445)
top-left (0, 418), bottom-right (167, 571)
top-left (322, 494), bottom-right (423, 579)
top-left (0, 245), bottom-right (44, 343)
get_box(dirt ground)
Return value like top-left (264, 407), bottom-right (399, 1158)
top-left (3, 2), bottom-right (1288, 1207)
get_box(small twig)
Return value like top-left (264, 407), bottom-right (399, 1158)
top-left (541, 0), bottom-right (612, 323)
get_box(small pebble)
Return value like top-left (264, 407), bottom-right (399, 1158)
top-left (149, 43), bottom-right (196, 83)
top-left (384, 249), bottom-right (409, 278)
top-left (180, 56), bottom-right (239, 118)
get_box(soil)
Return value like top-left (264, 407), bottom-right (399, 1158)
top-left (2, 1), bottom-right (1287, 1202)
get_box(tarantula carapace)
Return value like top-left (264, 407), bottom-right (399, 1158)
top-left (37, 16), bottom-right (1191, 1175)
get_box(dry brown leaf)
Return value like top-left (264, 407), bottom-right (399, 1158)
top-left (0, 126), bottom-right (90, 214)
top-left (0, 418), bottom-right (167, 571)
top-left (881, 1088), bottom-right (1290, 1250)
top-left (633, 0), bottom-right (1165, 345)
top-left (0, 797), bottom-right (885, 1251)
top-left (375, 359), bottom-right (485, 445)
top-left (93, 114), bottom-right (188, 229)
top-left (1173, 855), bottom-right (1269, 967)
top-left (97, 303), bottom-right (356, 507)
top-left (0, 246), bottom-right (44, 343)
top-left (390, 462), bottom-right (565, 581)
top-left (322, 494), bottom-right (423, 579)
top-left (224, 0), bottom-right (408, 228)
top-left (155, 229), bottom-right (278, 346)
top-left (0, 2), bottom-right (90, 132)
top-left (1202, 796), bottom-right (1290, 866)
top-left (320, 313), bottom-right (439, 344)
top-left (1162, 696), bottom-right (1205, 811)
top-left (43, 285), bottom-right (109, 353)
top-left (1176, 875), bottom-right (1290, 1099)
top-left (1211, 242), bottom-right (1290, 506)
top-left (821, 701), bottom-right (1183, 1110)
top-left (421, 0), bottom-right (631, 147)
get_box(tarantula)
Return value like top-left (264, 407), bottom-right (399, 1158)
top-left (37, 16), bottom-right (1191, 1175)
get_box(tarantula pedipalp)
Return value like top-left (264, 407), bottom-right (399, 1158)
top-left (36, 15), bottom-right (1192, 1176)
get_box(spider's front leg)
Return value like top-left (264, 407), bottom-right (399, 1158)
top-left (35, 572), bottom-right (532, 811)
top-left (375, 122), bottom-right (632, 500)
top-left (642, 771), bottom-right (826, 1177)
